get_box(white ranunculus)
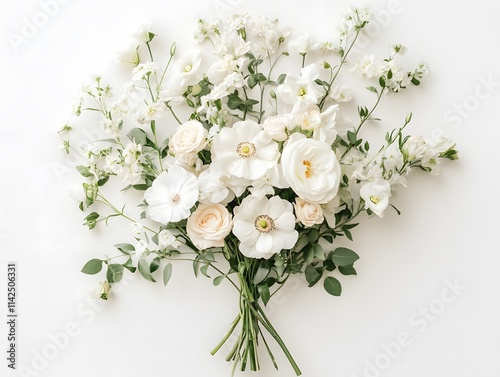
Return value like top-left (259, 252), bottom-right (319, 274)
top-left (144, 165), bottom-right (198, 224)
top-left (233, 195), bottom-right (298, 259)
top-left (359, 178), bottom-right (391, 218)
top-left (262, 115), bottom-right (289, 141)
top-left (211, 120), bottom-right (279, 180)
top-left (187, 204), bottom-right (233, 250)
top-left (169, 120), bottom-right (208, 157)
top-left (281, 133), bottom-right (341, 204)
top-left (294, 198), bottom-right (324, 227)
top-left (198, 168), bottom-right (233, 204)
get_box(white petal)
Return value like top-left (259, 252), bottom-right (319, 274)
top-left (256, 233), bottom-right (273, 254)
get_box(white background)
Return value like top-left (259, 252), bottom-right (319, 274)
top-left (1, 0), bottom-right (499, 376)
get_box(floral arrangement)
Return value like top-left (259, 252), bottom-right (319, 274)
top-left (59, 6), bottom-right (458, 376)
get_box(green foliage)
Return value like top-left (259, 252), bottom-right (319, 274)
top-left (106, 264), bottom-right (124, 283)
top-left (81, 259), bottom-right (103, 275)
top-left (323, 276), bottom-right (342, 296)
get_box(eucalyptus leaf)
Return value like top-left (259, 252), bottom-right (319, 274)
top-left (339, 265), bottom-right (357, 276)
top-left (305, 265), bottom-right (322, 287)
top-left (323, 276), bottom-right (342, 296)
top-left (213, 275), bottom-right (225, 286)
top-left (81, 259), bottom-right (103, 275)
top-left (150, 256), bottom-right (161, 273)
top-left (115, 243), bottom-right (135, 255)
top-left (138, 257), bottom-right (156, 282)
top-left (330, 247), bottom-right (360, 267)
top-left (106, 264), bottom-right (124, 283)
top-left (163, 263), bottom-right (173, 286)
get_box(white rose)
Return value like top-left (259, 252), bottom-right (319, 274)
top-left (169, 120), bottom-right (208, 157)
top-left (187, 204), bottom-right (233, 250)
top-left (281, 134), bottom-right (341, 204)
top-left (359, 178), bottom-right (391, 218)
top-left (262, 115), bottom-right (289, 141)
top-left (294, 198), bottom-right (324, 227)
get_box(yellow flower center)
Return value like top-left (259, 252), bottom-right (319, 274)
top-left (237, 142), bottom-right (256, 158)
top-left (254, 215), bottom-right (275, 233)
top-left (298, 87), bottom-right (307, 97)
top-left (303, 160), bottom-right (312, 179)
top-left (370, 196), bottom-right (379, 204)
top-left (185, 64), bottom-right (192, 72)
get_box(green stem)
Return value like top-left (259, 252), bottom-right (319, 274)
top-left (95, 194), bottom-right (156, 234)
top-left (211, 314), bottom-right (241, 355)
top-left (253, 303), bottom-right (302, 376)
top-left (166, 103), bottom-right (183, 125)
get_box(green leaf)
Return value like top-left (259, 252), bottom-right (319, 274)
top-left (247, 75), bottom-right (257, 89)
top-left (97, 176), bottom-right (110, 187)
top-left (213, 275), bottom-right (225, 286)
top-left (76, 165), bottom-right (92, 178)
top-left (323, 276), bottom-right (342, 296)
top-left (123, 257), bottom-right (136, 273)
top-left (133, 184), bottom-right (150, 191)
top-left (303, 245), bottom-right (314, 264)
top-left (323, 259), bottom-right (336, 272)
top-left (366, 86), bottom-right (378, 94)
top-left (253, 261), bottom-right (271, 284)
top-left (106, 264), bottom-right (124, 283)
top-left (163, 263), bottom-right (173, 286)
top-left (128, 128), bottom-right (147, 145)
top-left (307, 228), bottom-right (319, 243)
top-left (150, 257), bottom-right (161, 273)
top-left (257, 282), bottom-right (271, 306)
top-left (379, 76), bottom-right (386, 88)
top-left (115, 243), bottom-right (135, 255)
top-left (322, 235), bottom-right (334, 243)
top-left (83, 212), bottom-right (99, 230)
top-left (339, 265), bottom-right (357, 276)
top-left (81, 259), bottom-right (103, 275)
top-left (347, 130), bottom-right (357, 145)
top-left (330, 247), bottom-right (360, 267)
top-left (138, 257), bottom-right (156, 282)
top-left (200, 264), bottom-right (211, 278)
top-left (411, 77), bottom-right (420, 86)
top-left (305, 265), bottom-right (322, 287)
top-left (313, 244), bottom-right (325, 260)
top-left (277, 73), bottom-right (287, 85)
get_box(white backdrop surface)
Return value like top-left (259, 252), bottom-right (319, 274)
top-left (1, 1), bottom-right (499, 377)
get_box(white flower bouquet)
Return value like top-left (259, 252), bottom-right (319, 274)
top-left (59, 6), bottom-right (458, 375)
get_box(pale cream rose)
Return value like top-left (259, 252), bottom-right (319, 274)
top-left (294, 198), bottom-right (324, 227)
top-left (169, 120), bottom-right (208, 156)
top-left (186, 204), bottom-right (233, 250)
